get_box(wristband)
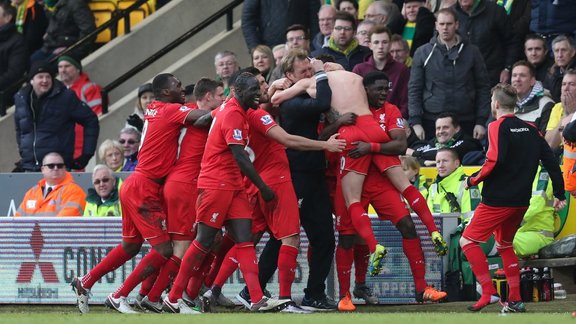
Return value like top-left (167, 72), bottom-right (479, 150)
top-left (314, 71), bottom-right (327, 82)
top-left (370, 143), bottom-right (380, 153)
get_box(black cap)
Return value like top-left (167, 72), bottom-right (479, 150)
top-left (28, 61), bottom-right (54, 81)
top-left (137, 83), bottom-right (153, 97)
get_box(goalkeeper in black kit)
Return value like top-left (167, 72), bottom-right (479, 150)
top-left (460, 83), bottom-right (566, 313)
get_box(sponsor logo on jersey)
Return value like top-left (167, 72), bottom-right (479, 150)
top-left (233, 129), bottom-right (243, 141)
top-left (510, 127), bottom-right (529, 133)
top-left (260, 115), bottom-right (273, 125)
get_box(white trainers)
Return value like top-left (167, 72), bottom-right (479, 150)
top-left (70, 277), bottom-right (90, 314)
top-left (250, 297), bottom-right (291, 312)
top-left (162, 296), bottom-right (202, 314)
top-left (105, 293), bottom-right (138, 314)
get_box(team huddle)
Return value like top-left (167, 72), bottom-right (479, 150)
top-left (68, 48), bottom-right (564, 315)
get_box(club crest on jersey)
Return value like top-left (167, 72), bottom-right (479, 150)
top-left (396, 118), bottom-right (405, 128)
top-left (210, 212), bottom-right (219, 223)
top-left (260, 115), bottom-right (273, 125)
top-left (179, 106), bottom-right (191, 112)
top-left (233, 129), bottom-right (243, 141)
top-left (379, 113), bottom-right (385, 124)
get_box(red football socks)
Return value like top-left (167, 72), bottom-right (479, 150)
top-left (235, 242), bottom-right (263, 303)
top-left (462, 242), bottom-right (496, 298)
top-left (403, 238), bottom-right (426, 292)
top-left (402, 186), bottom-right (438, 234)
top-left (278, 244), bottom-right (298, 299)
top-left (336, 245), bottom-right (354, 297)
top-left (498, 246), bottom-right (521, 301)
top-left (82, 244), bottom-right (133, 289)
top-left (212, 246), bottom-right (239, 288)
top-left (348, 202), bottom-right (377, 252)
top-left (113, 249), bottom-right (167, 298)
top-left (168, 240), bottom-right (208, 302)
top-left (353, 244), bottom-right (369, 285)
top-left (147, 256), bottom-right (181, 302)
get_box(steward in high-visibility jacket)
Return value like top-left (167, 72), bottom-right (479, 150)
top-left (426, 165), bottom-right (481, 222)
top-left (83, 177), bottom-right (122, 217)
top-left (16, 171), bottom-right (86, 216)
top-left (513, 166), bottom-right (557, 257)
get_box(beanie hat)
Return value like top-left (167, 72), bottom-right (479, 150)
top-left (138, 83), bottom-right (153, 98)
top-left (57, 55), bottom-right (82, 72)
top-left (28, 61), bottom-right (54, 81)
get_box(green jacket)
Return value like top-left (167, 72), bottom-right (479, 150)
top-left (427, 166), bottom-right (481, 221)
top-left (517, 166), bottom-right (555, 235)
top-left (83, 187), bottom-right (121, 217)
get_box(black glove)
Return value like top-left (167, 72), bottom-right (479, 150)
top-left (71, 154), bottom-right (92, 170)
top-left (12, 160), bottom-right (24, 173)
top-left (126, 114), bottom-right (144, 132)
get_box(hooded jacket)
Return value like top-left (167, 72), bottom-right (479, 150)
top-left (408, 35), bottom-right (490, 126)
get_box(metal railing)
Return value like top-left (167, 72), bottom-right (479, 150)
top-left (101, 0), bottom-right (244, 113)
top-left (0, 0), bottom-right (149, 116)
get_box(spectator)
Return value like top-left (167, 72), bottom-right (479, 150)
top-left (529, 0), bottom-right (576, 42)
top-left (353, 24), bottom-right (410, 118)
top-left (272, 44), bottom-right (286, 67)
top-left (364, 0), bottom-right (401, 27)
top-left (544, 35), bottom-right (576, 103)
top-left (426, 148), bottom-right (481, 222)
top-left (30, 0), bottom-right (96, 62)
top-left (408, 9), bottom-right (490, 141)
top-left (241, 0), bottom-right (320, 51)
top-left (269, 24), bottom-right (311, 82)
top-left (312, 4), bottom-right (336, 51)
top-left (184, 83), bottom-right (195, 104)
top-left (126, 83), bottom-right (153, 132)
top-left (562, 113), bottom-right (576, 196)
top-left (0, 1), bottom-right (27, 112)
top-left (251, 44), bottom-right (275, 82)
top-left (524, 34), bottom-right (554, 83)
top-left (57, 55), bottom-right (102, 169)
top-left (14, 61), bottom-right (99, 172)
top-left (389, 0), bottom-right (435, 57)
top-left (513, 166), bottom-right (558, 257)
top-left (355, 20), bottom-right (375, 47)
top-left (12, 0), bottom-right (47, 55)
top-left (545, 69), bottom-right (576, 150)
top-left (215, 50), bottom-right (240, 97)
top-left (98, 139), bottom-right (124, 172)
top-left (84, 164), bottom-right (121, 217)
top-left (312, 11), bottom-right (371, 71)
top-left (401, 155), bottom-right (427, 194)
top-left (408, 112), bottom-right (484, 166)
top-left (511, 60), bottom-right (554, 133)
top-left (16, 152), bottom-right (86, 216)
top-left (495, 0), bottom-right (530, 43)
top-left (389, 34), bottom-right (412, 67)
top-left (335, 0), bottom-right (359, 20)
top-left (453, 0), bottom-right (521, 86)
top-left (118, 127), bottom-right (140, 172)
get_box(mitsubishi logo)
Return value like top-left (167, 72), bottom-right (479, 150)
top-left (16, 222), bottom-right (59, 283)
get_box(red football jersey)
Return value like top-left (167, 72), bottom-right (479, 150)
top-left (245, 108), bottom-right (291, 185)
top-left (135, 100), bottom-right (192, 179)
top-left (168, 103), bottom-right (210, 183)
top-left (197, 97), bottom-right (248, 190)
top-left (371, 102), bottom-right (405, 133)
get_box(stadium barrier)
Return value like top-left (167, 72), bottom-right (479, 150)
top-left (0, 215), bottom-right (458, 304)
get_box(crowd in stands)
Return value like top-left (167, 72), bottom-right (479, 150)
top-left (4, 0), bottom-right (576, 313)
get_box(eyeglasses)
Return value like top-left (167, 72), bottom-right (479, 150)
top-left (357, 30), bottom-right (370, 36)
top-left (119, 139), bottom-right (137, 145)
top-left (334, 26), bottom-right (354, 32)
top-left (93, 177), bottom-right (111, 185)
top-left (287, 36), bottom-right (306, 43)
top-left (43, 163), bottom-right (65, 170)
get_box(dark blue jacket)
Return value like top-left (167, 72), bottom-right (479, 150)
top-left (530, 0), bottom-right (576, 37)
top-left (312, 44), bottom-right (372, 72)
top-left (14, 79), bottom-right (99, 171)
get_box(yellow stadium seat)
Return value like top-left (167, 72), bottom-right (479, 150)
top-left (89, 0), bottom-right (118, 44)
top-left (117, 0), bottom-right (155, 36)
